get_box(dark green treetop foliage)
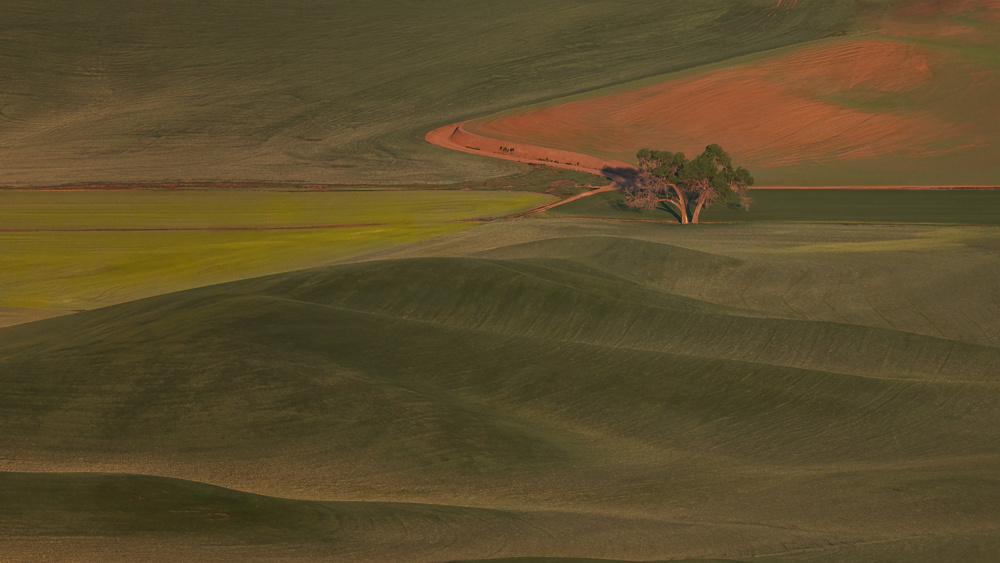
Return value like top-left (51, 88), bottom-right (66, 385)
top-left (626, 145), bottom-right (753, 223)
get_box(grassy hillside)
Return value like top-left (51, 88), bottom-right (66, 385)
top-left (467, 1), bottom-right (1000, 185)
top-left (2, 219), bottom-right (999, 560)
top-left (2, 471), bottom-right (634, 561)
top-left (3, 0), bottom-right (881, 187)
top-left (0, 189), bottom-right (551, 327)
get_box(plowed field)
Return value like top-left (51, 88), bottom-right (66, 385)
top-left (467, 4), bottom-right (1000, 186)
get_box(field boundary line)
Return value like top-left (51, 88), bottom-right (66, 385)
top-left (0, 223), bottom-right (387, 233)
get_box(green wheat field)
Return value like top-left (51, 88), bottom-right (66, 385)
top-left (2, 0), bottom-right (999, 561)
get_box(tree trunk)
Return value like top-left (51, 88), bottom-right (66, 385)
top-left (675, 191), bottom-right (689, 224)
top-left (690, 199), bottom-right (705, 223)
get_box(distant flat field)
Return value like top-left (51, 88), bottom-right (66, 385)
top-left (0, 190), bottom-right (552, 327)
top-left (546, 188), bottom-right (1000, 225)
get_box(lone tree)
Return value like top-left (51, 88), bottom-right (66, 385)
top-left (622, 144), bottom-right (753, 224)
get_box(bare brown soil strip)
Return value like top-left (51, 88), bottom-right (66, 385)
top-left (0, 223), bottom-right (387, 233)
top-left (426, 123), bottom-right (998, 196)
top-left (426, 121), bottom-right (634, 177)
top-left (426, 121), bottom-right (635, 215)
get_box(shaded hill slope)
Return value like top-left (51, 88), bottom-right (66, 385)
top-left (4, 472), bottom-right (725, 562)
top-left (2, 223), bottom-right (999, 560)
top-left (3, 470), bottom-right (999, 562)
top-left (3, 0), bottom-right (882, 186)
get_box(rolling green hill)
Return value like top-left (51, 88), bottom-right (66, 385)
top-left (3, 220), bottom-right (999, 561)
top-left (3, 0), bottom-right (885, 187)
top-left (6, 1), bottom-right (999, 560)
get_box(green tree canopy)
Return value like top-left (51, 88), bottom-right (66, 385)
top-left (624, 144), bottom-right (753, 223)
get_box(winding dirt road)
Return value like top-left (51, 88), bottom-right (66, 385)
top-left (426, 121), bottom-right (635, 214)
top-left (426, 122), bottom-right (997, 193)
top-left (425, 121), bottom-right (633, 177)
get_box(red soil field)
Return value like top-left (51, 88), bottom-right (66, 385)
top-left (425, 122), bottom-right (632, 176)
top-left (423, 1), bottom-right (1000, 186)
top-left (469, 39), bottom-right (976, 172)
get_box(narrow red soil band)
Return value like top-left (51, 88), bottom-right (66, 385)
top-left (426, 121), bottom-right (635, 214)
top-left (426, 121), bottom-right (636, 178)
top-left (427, 122), bottom-right (999, 193)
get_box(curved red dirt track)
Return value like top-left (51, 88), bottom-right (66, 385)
top-left (425, 121), bottom-right (998, 194)
top-left (425, 121), bottom-right (635, 179)
top-left (426, 121), bottom-right (635, 214)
